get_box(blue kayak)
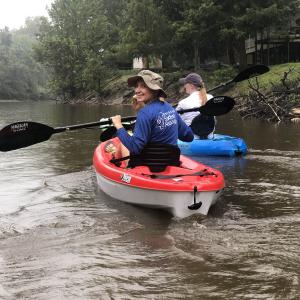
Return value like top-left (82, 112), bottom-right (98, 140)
top-left (178, 134), bottom-right (247, 157)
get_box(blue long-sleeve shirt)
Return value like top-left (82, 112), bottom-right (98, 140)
top-left (117, 100), bottom-right (194, 154)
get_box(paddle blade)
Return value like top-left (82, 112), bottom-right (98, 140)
top-left (0, 121), bottom-right (54, 151)
top-left (100, 122), bottom-right (135, 142)
top-left (100, 126), bottom-right (117, 142)
top-left (233, 64), bottom-right (269, 83)
top-left (200, 96), bottom-right (235, 116)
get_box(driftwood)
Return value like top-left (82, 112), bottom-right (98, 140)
top-left (237, 67), bottom-right (300, 122)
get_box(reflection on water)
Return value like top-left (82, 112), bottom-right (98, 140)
top-left (0, 101), bottom-right (299, 299)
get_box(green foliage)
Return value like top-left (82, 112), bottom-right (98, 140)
top-left (16, 0), bottom-right (300, 99)
top-left (230, 63), bottom-right (300, 94)
top-left (119, 0), bottom-right (172, 65)
top-left (0, 19), bottom-right (50, 100)
top-left (35, 0), bottom-right (124, 98)
top-left (209, 66), bottom-right (237, 85)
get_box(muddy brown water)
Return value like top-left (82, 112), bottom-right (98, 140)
top-left (0, 101), bottom-right (299, 299)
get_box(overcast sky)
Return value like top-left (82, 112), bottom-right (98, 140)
top-left (0, 0), bottom-right (54, 30)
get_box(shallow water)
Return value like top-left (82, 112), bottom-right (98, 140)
top-left (0, 101), bottom-right (299, 299)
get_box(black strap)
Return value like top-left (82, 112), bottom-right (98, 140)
top-left (109, 143), bottom-right (180, 172)
top-left (143, 169), bottom-right (216, 179)
top-left (110, 155), bottom-right (131, 164)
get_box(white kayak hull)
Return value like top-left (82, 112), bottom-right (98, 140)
top-left (96, 172), bottom-right (222, 218)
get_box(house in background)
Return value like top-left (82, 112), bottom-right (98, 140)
top-left (133, 56), bottom-right (162, 70)
top-left (246, 17), bottom-right (300, 65)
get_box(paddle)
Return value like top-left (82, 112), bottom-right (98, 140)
top-left (0, 116), bottom-right (134, 152)
top-left (99, 95), bottom-right (235, 141)
top-left (100, 122), bottom-right (135, 142)
top-left (207, 64), bottom-right (269, 93)
top-left (0, 96), bottom-right (234, 152)
top-left (100, 65), bottom-right (269, 142)
top-left (169, 64), bottom-right (269, 109)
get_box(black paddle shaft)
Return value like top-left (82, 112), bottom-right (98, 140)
top-left (53, 116), bottom-right (137, 133)
top-left (208, 64), bottom-right (269, 93)
top-left (0, 116), bottom-right (136, 152)
top-left (0, 96), bottom-right (234, 152)
top-left (0, 65), bottom-right (268, 151)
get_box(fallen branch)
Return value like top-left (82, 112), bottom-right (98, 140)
top-left (237, 70), bottom-right (300, 122)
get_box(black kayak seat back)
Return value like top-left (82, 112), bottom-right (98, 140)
top-left (129, 143), bottom-right (181, 173)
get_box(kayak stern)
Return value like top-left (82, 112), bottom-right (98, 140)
top-left (95, 172), bottom-right (222, 218)
top-left (93, 138), bottom-right (225, 218)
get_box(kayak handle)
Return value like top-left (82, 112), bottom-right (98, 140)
top-left (188, 186), bottom-right (202, 210)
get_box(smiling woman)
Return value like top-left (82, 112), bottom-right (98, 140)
top-left (0, 0), bottom-right (54, 29)
top-left (109, 70), bottom-right (194, 169)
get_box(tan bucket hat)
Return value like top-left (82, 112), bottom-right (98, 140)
top-left (127, 70), bottom-right (167, 98)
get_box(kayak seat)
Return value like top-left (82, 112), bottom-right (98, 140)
top-left (128, 143), bottom-right (181, 173)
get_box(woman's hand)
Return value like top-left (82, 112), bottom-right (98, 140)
top-left (132, 95), bottom-right (145, 111)
top-left (111, 115), bottom-right (123, 129)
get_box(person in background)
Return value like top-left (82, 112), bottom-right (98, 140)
top-left (176, 73), bottom-right (215, 139)
top-left (110, 70), bottom-right (194, 171)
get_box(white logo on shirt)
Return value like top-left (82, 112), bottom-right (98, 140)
top-left (156, 111), bottom-right (177, 130)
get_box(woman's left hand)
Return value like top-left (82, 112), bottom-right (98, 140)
top-left (132, 96), bottom-right (145, 111)
top-left (111, 115), bottom-right (123, 129)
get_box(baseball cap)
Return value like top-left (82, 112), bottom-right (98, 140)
top-left (179, 73), bottom-right (203, 87)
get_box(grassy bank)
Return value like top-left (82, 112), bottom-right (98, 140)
top-left (228, 63), bottom-right (300, 122)
top-left (228, 63), bottom-right (300, 96)
top-left (72, 63), bottom-right (299, 122)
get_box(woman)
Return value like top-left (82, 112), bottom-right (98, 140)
top-left (176, 72), bottom-right (215, 139)
top-left (110, 70), bottom-right (194, 171)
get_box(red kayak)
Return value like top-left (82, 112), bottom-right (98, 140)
top-left (93, 137), bottom-right (225, 218)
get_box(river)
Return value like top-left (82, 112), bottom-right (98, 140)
top-left (0, 100), bottom-right (299, 299)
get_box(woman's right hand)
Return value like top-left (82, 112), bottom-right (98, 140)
top-left (132, 95), bottom-right (145, 111)
top-left (111, 115), bottom-right (123, 129)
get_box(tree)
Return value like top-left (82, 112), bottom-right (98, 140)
top-left (173, 0), bottom-right (223, 69)
top-left (0, 20), bottom-right (50, 100)
top-left (35, 0), bottom-right (113, 98)
top-left (218, 0), bottom-right (300, 66)
top-left (239, 0), bottom-right (300, 65)
top-left (119, 0), bottom-right (172, 68)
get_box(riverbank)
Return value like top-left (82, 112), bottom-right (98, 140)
top-left (228, 63), bottom-right (300, 123)
top-left (64, 73), bottom-right (186, 105)
top-left (67, 63), bottom-right (300, 122)
top-left (66, 67), bottom-right (238, 105)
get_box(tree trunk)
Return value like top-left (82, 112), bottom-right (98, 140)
top-left (70, 86), bottom-right (76, 98)
top-left (194, 42), bottom-right (200, 70)
top-left (260, 28), bottom-right (264, 65)
top-left (267, 27), bottom-right (270, 65)
top-left (255, 31), bottom-right (258, 64)
top-left (142, 56), bottom-right (149, 69)
top-left (228, 41), bottom-right (235, 65)
top-left (287, 38), bottom-right (290, 62)
top-left (236, 38), bottom-right (247, 69)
